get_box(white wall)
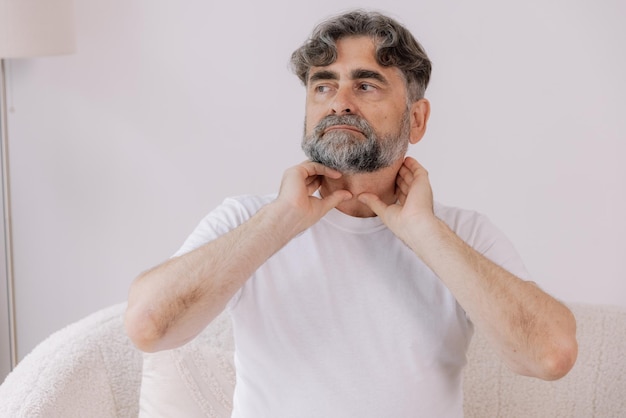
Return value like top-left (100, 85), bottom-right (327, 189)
top-left (4, 0), bottom-right (625, 360)
top-left (0, 216), bottom-right (10, 378)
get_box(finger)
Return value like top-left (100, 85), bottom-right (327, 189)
top-left (401, 158), bottom-right (431, 193)
top-left (403, 156), bottom-right (420, 170)
top-left (398, 164), bottom-right (414, 184)
top-left (403, 157), bottom-right (428, 177)
top-left (305, 175), bottom-right (320, 186)
top-left (393, 179), bottom-right (407, 204)
top-left (395, 175), bottom-right (410, 196)
top-left (299, 161), bottom-right (343, 179)
top-left (397, 191), bottom-right (407, 206)
top-left (357, 193), bottom-right (388, 217)
top-left (306, 177), bottom-right (322, 195)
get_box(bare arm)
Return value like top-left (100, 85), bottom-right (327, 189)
top-left (358, 157), bottom-right (577, 380)
top-left (125, 162), bottom-right (352, 352)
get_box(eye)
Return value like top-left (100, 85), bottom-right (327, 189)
top-left (358, 83), bottom-right (377, 92)
top-left (313, 84), bottom-right (332, 94)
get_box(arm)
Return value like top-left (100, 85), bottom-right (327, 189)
top-left (358, 157), bottom-right (577, 380)
top-left (125, 162), bottom-right (352, 352)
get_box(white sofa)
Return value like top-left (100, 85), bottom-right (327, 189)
top-left (1, 302), bottom-right (625, 417)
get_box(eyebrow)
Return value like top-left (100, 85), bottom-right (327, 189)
top-left (308, 70), bottom-right (338, 83)
top-left (308, 68), bottom-right (389, 85)
top-left (351, 69), bottom-right (389, 85)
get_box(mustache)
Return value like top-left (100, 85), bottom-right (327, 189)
top-left (313, 115), bottom-right (375, 137)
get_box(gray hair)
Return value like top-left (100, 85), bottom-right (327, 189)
top-left (290, 10), bottom-right (432, 102)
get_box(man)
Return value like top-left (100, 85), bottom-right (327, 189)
top-left (125, 10), bottom-right (577, 417)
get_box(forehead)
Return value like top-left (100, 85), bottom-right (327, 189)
top-left (307, 36), bottom-right (405, 84)
top-left (334, 36), bottom-right (378, 64)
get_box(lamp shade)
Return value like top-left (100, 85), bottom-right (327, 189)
top-left (0, 0), bottom-right (75, 58)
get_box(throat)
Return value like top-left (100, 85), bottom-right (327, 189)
top-left (320, 174), bottom-right (397, 218)
top-left (337, 200), bottom-right (380, 218)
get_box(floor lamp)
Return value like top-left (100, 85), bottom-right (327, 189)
top-left (0, 0), bottom-right (75, 370)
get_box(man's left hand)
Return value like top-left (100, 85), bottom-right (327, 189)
top-left (358, 156), bottom-right (437, 245)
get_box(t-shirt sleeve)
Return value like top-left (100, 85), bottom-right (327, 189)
top-left (173, 196), bottom-right (269, 257)
top-left (435, 203), bottom-right (531, 281)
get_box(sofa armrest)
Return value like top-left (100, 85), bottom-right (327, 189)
top-left (464, 302), bottom-right (626, 417)
top-left (0, 303), bottom-right (143, 418)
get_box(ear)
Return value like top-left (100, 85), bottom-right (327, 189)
top-left (409, 98), bottom-right (430, 145)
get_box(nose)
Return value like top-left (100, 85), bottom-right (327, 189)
top-left (330, 87), bottom-right (355, 115)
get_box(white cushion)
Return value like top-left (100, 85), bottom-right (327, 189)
top-left (139, 313), bottom-right (235, 418)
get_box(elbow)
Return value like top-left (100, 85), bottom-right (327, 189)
top-left (125, 274), bottom-right (169, 353)
top-left (538, 337), bottom-right (578, 380)
top-left (124, 303), bottom-right (165, 353)
top-left (537, 311), bottom-right (579, 381)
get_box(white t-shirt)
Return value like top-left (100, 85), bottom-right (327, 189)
top-left (174, 194), bottom-right (530, 418)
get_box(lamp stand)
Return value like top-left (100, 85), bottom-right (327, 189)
top-left (0, 58), bottom-right (18, 370)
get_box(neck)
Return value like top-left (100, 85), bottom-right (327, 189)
top-left (320, 160), bottom-right (403, 218)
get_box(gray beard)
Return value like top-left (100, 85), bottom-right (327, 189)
top-left (301, 112), bottom-right (410, 174)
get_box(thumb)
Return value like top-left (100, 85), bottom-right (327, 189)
top-left (357, 193), bottom-right (388, 217)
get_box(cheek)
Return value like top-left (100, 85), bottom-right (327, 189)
top-left (367, 107), bottom-right (391, 129)
top-left (379, 105), bottom-right (405, 127)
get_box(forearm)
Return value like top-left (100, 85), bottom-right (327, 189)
top-left (126, 162), bottom-right (351, 352)
top-left (406, 218), bottom-right (577, 380)
top-left (358, 157), bottom-right (577, 379)
top-left (125, 200), bottom-right (299, 352)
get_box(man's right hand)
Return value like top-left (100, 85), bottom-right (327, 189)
top-left (273, 161), bottom-right (352, 236)
top-left (125, 161), bottom-right (350, 353)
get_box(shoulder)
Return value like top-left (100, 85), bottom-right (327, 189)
top-left (434, 202), bottom-right (491, 235)
top-left (197, 193), bottom-right (277, 229)
top-left (173, 193), bottom-right (277, 257)
top-left (434, 201), bottom-right (505, 254)
top-left (218, 193), bottom-right (277, 218)
top-left (434, 201), bottom-right (531, 280)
